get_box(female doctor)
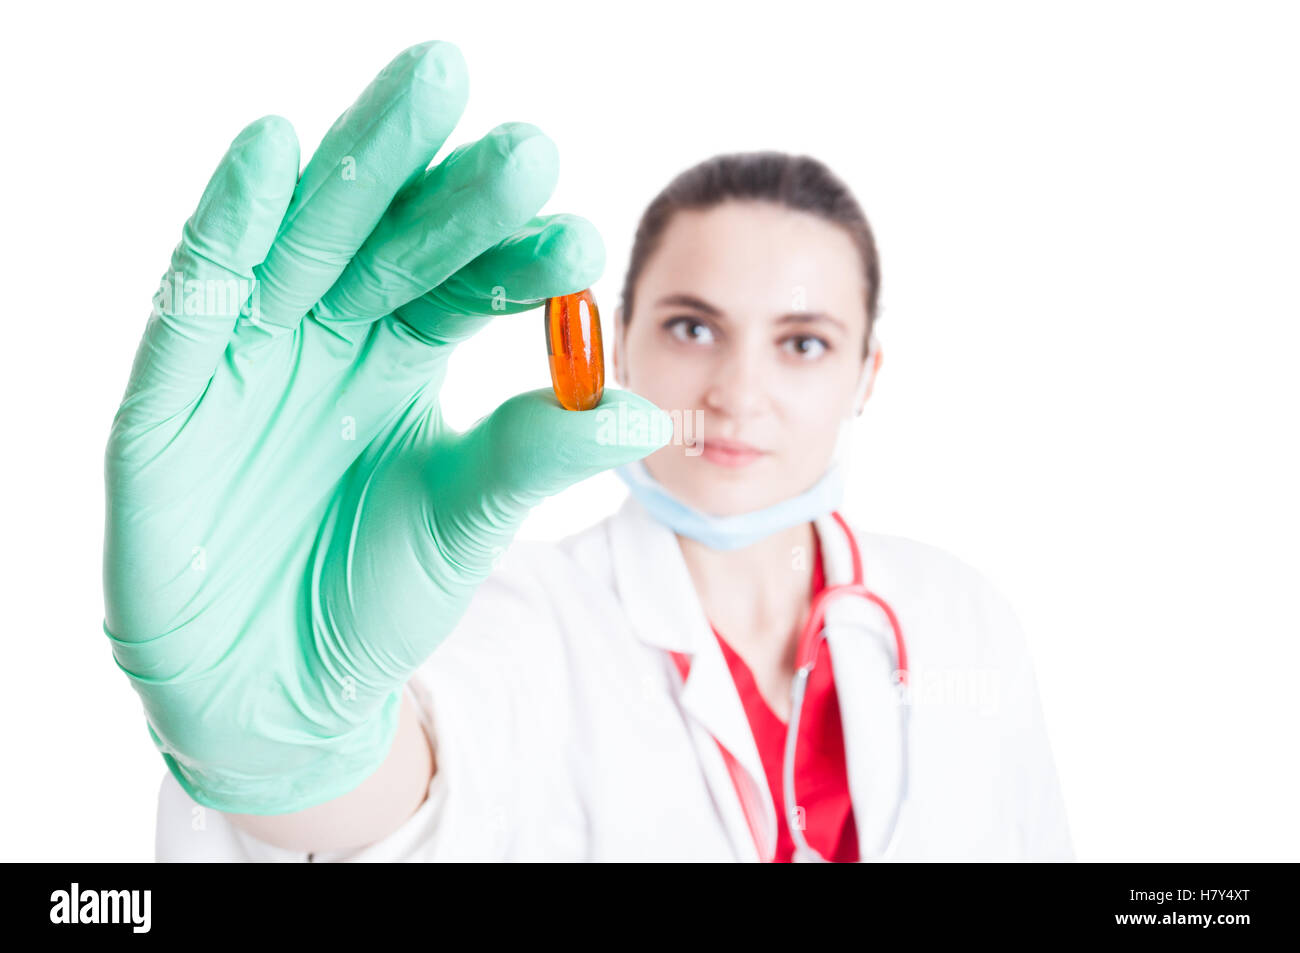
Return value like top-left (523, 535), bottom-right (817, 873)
top-left (104, 41), bottom-right (1073, 862)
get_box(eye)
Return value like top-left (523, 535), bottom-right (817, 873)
top-left (665, 316), bottom-right (716, 345)
top-left (782, 335), bottom-right (829, 359)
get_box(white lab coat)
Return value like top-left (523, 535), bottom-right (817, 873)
top-left (155, 495), bottom-right (1074, 862)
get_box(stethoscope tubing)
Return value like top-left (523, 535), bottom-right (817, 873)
top-left (782, 512), bottom-right (911, 863)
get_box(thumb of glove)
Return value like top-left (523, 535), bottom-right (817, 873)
top-left (443, 386), bottom-right (674, 548)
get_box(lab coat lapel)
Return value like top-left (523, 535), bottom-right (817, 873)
top-left (608, 496), bottom-right (778, 861)
top-left (815, 513), bottom-right (907, 860)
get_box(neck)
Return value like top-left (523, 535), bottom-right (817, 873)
top-left (677, 520), bottom-right (817, 663)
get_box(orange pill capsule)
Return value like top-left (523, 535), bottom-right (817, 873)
top-left (544, 288), bottom-right (605, 411)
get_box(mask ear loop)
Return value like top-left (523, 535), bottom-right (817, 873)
top-left (853, 333), bottom-right (884, 415)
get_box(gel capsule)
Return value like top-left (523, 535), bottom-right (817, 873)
top-left (544, 288), bottom-right (605, 411)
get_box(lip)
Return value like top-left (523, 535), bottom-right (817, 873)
top-left (699, 438), bottom-right (767, 468)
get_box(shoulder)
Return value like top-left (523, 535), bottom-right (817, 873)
top-left (429, 511), bottom-right (620, 653)
top-left (480, 512), bottom-right (618, 597)
top-left (407, 512), bottom-right (625, 746)
top-left (850, 522), bottom-right (1012, 606)
top-left (841, 521), bottom-right (1032, 664)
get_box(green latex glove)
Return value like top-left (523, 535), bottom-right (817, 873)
top-left (103, 41), bottom-right (671, 815)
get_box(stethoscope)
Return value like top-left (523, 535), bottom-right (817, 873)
top-left (670, 511), bottom-right (911, 863)
top-left (785, 511), bottom-right (910, 862)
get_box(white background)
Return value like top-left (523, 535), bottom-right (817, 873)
top-left (1, 0), bottom-right (1296, 861)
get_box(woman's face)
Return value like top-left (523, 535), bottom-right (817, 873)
top-left (615, 199), bottom-right (872, 516)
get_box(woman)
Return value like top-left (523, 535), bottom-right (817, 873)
top-left (107, 41), bottom-right (1072, 862)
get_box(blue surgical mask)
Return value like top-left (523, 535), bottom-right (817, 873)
top-left (614, 455), bottom-right (847, 551)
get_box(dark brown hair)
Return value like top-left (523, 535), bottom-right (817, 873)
top-left (618, 151), bottom-right (881, 355)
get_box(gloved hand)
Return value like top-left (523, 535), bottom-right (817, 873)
top-left (103, 41), bottom-right (671, 815)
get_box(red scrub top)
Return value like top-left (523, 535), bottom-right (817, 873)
top-left (709, 529), bottom-right (860, 863)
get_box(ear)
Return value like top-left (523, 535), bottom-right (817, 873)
top-left (854, 338), bottom-right (883, 415)
top-left (612, 304), bottom-right (627, 387)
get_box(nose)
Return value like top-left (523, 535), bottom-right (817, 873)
top-left (703, 343), bottom-right (769, 423)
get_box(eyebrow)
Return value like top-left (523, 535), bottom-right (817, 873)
top-left (775, 311), bottom-right (849, 334)
top-left (653, 293), bottom-right (848, 334)
top-left (654, 293), bottom-right (723, 316)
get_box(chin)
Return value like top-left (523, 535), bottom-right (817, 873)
top-left (669, 481), bottom-right (788, 517)
top-left (655, 456), bottom-right (820, 515)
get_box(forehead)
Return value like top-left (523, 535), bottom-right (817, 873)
top-left (636, 200), bottom-right (868, 319)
